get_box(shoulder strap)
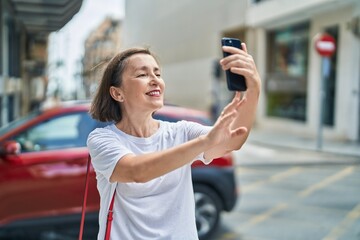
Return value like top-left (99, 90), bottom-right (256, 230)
top-left (104, 189), bottom-right (116, 240)
top-left (78, 155), bottom-right (117, 240)
top-left (78, 154), bottom-right (92, 240)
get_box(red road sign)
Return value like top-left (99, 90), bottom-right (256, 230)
top-left (315, 33), bottom-right (336, 57)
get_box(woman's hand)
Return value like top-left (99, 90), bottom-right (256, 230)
top-left (204, 42), bottom-right (261, 160)
top-left (220, 43), bottom-right (261, 91)
top-left (205, 92), bottom-right (247, 148)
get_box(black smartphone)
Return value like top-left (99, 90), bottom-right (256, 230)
top-left (221, 37), bottom-right (247, 91)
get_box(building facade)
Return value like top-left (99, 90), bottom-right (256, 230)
top-left (0, 0), bottom-right (83, 127)
top-left (123, 0), bottom-right (360, 142)
top-left (82, 17), bottom-right (122, 98)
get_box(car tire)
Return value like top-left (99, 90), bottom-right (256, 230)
top-left (193, 184), bottom-right (222, 240)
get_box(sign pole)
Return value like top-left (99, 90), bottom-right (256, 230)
top-left (314, 33), bottom-right (336, 151)
top-left (317, 57), bottom-right (330, 150)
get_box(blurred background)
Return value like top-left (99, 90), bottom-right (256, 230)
top-left (1, 0), bottom-right (360, 239)
top-left (1, 0), bottom-right (360, 145)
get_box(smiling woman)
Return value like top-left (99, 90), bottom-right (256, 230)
top-left (109, 53), bottom-right (165, 119)
top-left (87, 45), bottom-right (261, 239)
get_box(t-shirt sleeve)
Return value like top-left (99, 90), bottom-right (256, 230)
top-left (181, 121), bottom-right (213, 164)
top-left (87, 127), bottom-right (132, 182)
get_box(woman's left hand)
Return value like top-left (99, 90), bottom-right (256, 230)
top-left (220, 43), bottom-right (261, 91)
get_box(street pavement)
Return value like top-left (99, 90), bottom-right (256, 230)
top-left (216, 128), bottom-right (360, 240)
top-left (233, 128), bottom-right (360, 166)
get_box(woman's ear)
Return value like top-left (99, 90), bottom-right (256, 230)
top-left (109, 86), bottom-right (124, 102)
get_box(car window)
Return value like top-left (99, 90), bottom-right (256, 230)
top-left (12, 112), bottom-right (96, 152)
top-left (0, 111), bottom-right (39, 136)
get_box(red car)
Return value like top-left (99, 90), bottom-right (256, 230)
top-left (0, 102), bottom-right (238, 240)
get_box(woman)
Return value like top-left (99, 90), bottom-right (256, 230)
top-left (87, 44), bottom-right (261, 239)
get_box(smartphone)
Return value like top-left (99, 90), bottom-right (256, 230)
top-left (221, 37), bottom-right (247, 91)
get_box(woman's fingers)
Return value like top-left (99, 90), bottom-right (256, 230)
top-left (235, 95), bottom-right (246, 109)
top-left (231, 127), bottom-right (248, 138)
top-left (217, 110), bottom-right (237, 126)
top-left (241, 43), bottom-right (248, 54)
top-left (210, 111), bottom-right (246, 145)
top-left (209, 106), bottom-right (247, 146)
top-left (221, 55), bottom-right (249, 70)
top-left (220, 44), bottom-right (255, 79)
top-left (234, 91), bottom-right (242, 101)
top-left (219, 94), bottom-right (245, 122)
top-left (221, 46), bottom-right (242, 55)
top-left (220, 95), bottom-right (240, 116)
top-left (227, 93), bottom-right (246, 113)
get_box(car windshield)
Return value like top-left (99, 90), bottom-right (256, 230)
top-left (0, 111), bottom-right (40, 136)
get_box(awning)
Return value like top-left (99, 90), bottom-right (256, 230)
top-left (11, 0), bottom-right (83, 34)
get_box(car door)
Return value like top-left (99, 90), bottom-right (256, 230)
top-left (0, 111), bottom-right (99, 226)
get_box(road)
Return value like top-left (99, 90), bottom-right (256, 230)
top-left (211, 143), bottom-right (360, 240)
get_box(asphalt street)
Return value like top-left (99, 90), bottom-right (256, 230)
top-left (210, 138), bottom-right (360, 240)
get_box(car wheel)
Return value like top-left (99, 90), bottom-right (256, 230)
top-left (194, 184), bottom-right (222, 240)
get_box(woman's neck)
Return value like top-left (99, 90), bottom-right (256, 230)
top-left (115, 114), bottom-right (159, 138)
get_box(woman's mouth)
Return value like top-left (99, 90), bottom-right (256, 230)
top-left (146, 90), bottom-right (161, 97)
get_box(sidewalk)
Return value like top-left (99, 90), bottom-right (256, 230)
top-left (234, 128), bottom-right (360, 166)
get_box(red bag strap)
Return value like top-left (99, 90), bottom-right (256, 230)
top-left (78, 155), bottom-right (91, 240)
top-left (104, 189), bottom-right (116, 240)
top-left (79, 155), bottom-right (116, 240)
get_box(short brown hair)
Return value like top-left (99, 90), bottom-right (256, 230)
top-left (89, 47), bottom-right (158, 122)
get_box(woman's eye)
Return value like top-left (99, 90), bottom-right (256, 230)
top-left (137, 74), bottom-right (147, 77)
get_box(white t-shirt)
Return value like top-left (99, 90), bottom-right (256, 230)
top-left (87, 120), bottom-right (212, 240)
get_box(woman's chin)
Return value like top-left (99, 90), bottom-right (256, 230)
top-left (148, 100), bottom-right (164, 110)
top-left (155, 101), bottom-right (164, 109)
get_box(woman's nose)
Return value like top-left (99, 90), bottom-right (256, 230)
top-left (149, 74), bottom-right (161, 84)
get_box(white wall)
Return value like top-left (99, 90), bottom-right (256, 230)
top-left (347, 4), bottom-right (360, 141)
top-left (123, 0), bottom-right (248, 110)
top-left (123, 0), bottom-right (360, 141)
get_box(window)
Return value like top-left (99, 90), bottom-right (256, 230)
top-left (266, 22), bottom-right (309, 121)
top-left (8, 17), bottom-right (21, 77)
top-left (13, 112), bottom-right (96, 152)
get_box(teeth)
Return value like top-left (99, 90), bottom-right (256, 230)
top-left (148, 91), bottom-right (160, 96)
